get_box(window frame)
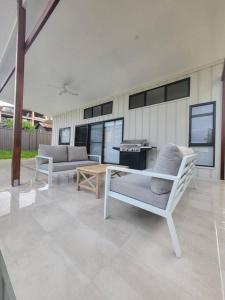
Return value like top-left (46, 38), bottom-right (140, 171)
top-left (84, 107), bottom-right (93, 119)
top-left (92, 105), bottom-right (102, 117)
top-left (84, 101), bottom-right (113, 119)
top-left (129, 92), bottom-right (146, 110)
top-left (145, 85), bottom-right (165, 106)
top-left (58, 127), bottom-right (71, 145)
top-left (189, 101), bottom-right (216, 167)
top-left (129, 77), bottom-right (190, 110)
top-left (102, 101), bottom-right (113, 116)
top-left (165, 78), bottom-right (190, 102)
top-left (75, 117), bottom-right (124, 164)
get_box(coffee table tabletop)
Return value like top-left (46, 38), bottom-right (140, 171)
top-left (76, 163), bottom-right (125, 174)
top-left (76, 163), bottom-right (127, 199)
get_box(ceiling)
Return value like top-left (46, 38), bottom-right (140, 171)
top-left (0, 0), bottom-right (225, 116)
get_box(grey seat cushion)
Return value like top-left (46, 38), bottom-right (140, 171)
top-left (110, 174), bottom-right (169, 209)
top-left (67, 146), bottom-right (88, 161)
top-left (38, 144), bottom-right (68, 163)
top-left (150, 144), bottom-right (182, 195)
top-left (40, 160), bottom-right (98, 172)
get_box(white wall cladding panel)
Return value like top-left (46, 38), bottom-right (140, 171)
top-left (52, 62), bottom-right (223, 180)
top-left (157, 105), bottom-right (166, 146)
top-left (198, 67), bottom-right (212, 103)
top-left (166, 102), bottom-right (177, 144)
top-left (135, 109), bottom-right (143, 139)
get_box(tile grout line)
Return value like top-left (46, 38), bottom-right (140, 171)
top-left (214, 221), bottom-right (225, 300)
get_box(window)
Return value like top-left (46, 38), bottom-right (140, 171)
top-left (129, 92), bottom-right (145, 109)
top-left (84, 101), bottom-right (113, 119)
top-left (59, 127), bottom-right (71, 145)
top-left (75, 125), bottom-right (88, 146)
top-left (102, 101), bottom-right (113, 115)
top-left (93, 105), bottom-right (102, 117)
top-left (104, 119), bottom-right (123, 163)
top-left (84, 107), bottom-right (92, 119)
top-left (129, 78), bottom-right (190, 109)
top-left (166, 79), bottom-right (190, 102)
top-left (146, 86), bottom-right (165, 106)
top-left (189, 102), bottom-right (216, 167)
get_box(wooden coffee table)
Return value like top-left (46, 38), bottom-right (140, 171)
top-left (76, 164), bottom-right (127, 199)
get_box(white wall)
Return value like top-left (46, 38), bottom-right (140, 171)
top-left (52, 62), bottom-right (223, 180)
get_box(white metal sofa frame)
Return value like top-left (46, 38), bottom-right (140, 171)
top-left (104, 154), bottom-right (197, 258)
top-left (35, 154), bottom-right (101, 187)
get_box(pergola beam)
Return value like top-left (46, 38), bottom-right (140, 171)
top-left (10, 0), bottom-right (60, 186)
top-left (11, 0), bottom-right (26, 186)
top-left (221, 60), bottom-right (225, 180)
top-left (0, 0), bottom-right (61, 94)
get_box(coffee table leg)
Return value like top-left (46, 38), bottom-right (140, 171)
top-left (77, 170), bottom-right (80, 191)
top-left (96, 174), bottom-right (100, 199)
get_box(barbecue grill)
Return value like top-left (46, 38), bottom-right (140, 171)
top-left (113, 139), bottom-right (155, 170)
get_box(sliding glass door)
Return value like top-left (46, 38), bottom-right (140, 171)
top-left (104, 119), bottom-right (123, 163)
top-left (89, 123), bottom-right (104, 159)
top-left (75, 118), bottom-right (123, 164)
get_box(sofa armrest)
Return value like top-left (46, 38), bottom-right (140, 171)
top-left (106, 166), bottom-right (177, 181)
top-left (36, 155), bottom-right (53, 161)
top-left (35, 155), bottom-right (53, 173)
top-left (88, 154), bottom-right (101, 163)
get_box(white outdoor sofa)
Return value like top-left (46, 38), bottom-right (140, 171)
top-left (35, 144), bottom-right (101, 186)
top-left (104, 144), bottom-right (197, 258)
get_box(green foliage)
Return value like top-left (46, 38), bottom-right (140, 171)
top-left (2, 118), bottom-right (13, 128)
top-left (0, 149), bottom-right (37, 159)
top-left (2, 118), bottom-right (36, 132)
top-left (22, 120), bottom-right (35, 132)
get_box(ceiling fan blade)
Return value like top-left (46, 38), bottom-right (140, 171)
top-left (65, 86), bottom-right (79, 96)
top-left (48, 83), bottom-right (61, 90)
top-left (68, 91), bottom-right (79, 96)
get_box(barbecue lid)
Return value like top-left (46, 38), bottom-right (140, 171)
top-left (121, 139), bottom-right (148, 146)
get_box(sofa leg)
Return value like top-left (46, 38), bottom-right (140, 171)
top-left (166, 214), bottom-right (181, 258)
top-left (48, 173), bottom-right (53, 187)
top-left (34, 170), bottom-right (38, 181)
top-left (104, 195), bottom-right (110, 219)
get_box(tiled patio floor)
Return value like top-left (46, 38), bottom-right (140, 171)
top-left (0, 159), bottom-right (225, 300)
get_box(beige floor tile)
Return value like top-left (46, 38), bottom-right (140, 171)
top-left (0, 160), bottom-right (224, 300)
top-left (50, 222), bottom-right (119, 279)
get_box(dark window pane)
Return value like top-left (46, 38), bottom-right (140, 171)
top-left (166, 79), bottom-right (190, 101)
top-left (93, 105), bottom-right (102, 117)
top-left (129, 92), bottom-right (145, 109)
top-left (59, 127), bottom-right (71, 145)
top-left (84, 107), bottom-right (92, 119)
top-left (89, 143), bottom-right (102, 157)
top-left (90, 123), bottom-right (103, 142)
top-left (191, 115), bottom-right (213, 144)
top-left (146, 87), bottom-right (165, 106)
top-left (102, 102), bottom-right (113, 115)
top-left (75, 125), bottom-right (88, 146)
top-left (192, 104), bottom-right (213, 116)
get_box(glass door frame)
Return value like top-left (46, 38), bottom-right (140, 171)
top-left (75, 117), bottom-right (124, 164)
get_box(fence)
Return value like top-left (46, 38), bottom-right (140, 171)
top-left (0, 128), bottom-right (52, 151)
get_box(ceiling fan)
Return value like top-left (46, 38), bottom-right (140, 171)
top-left (48, 82), bottom-right (79, 96)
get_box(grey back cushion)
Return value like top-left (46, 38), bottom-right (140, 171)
top-left (150, 144), bottom-right (182, 195)
top-left (38, 144), bottom-right (68, 163)
top-left (68, 146), bottom-right (88, 161)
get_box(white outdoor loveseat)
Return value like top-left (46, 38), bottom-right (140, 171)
top-left (104, 144), bottom-right (197, 258)
top-left (35, 144), bottom-right (101, 186)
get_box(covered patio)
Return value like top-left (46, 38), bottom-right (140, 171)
top-left (0, 159), bottom-right (225, 299)
top-left (1, 0), bottom-right (225, 299)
